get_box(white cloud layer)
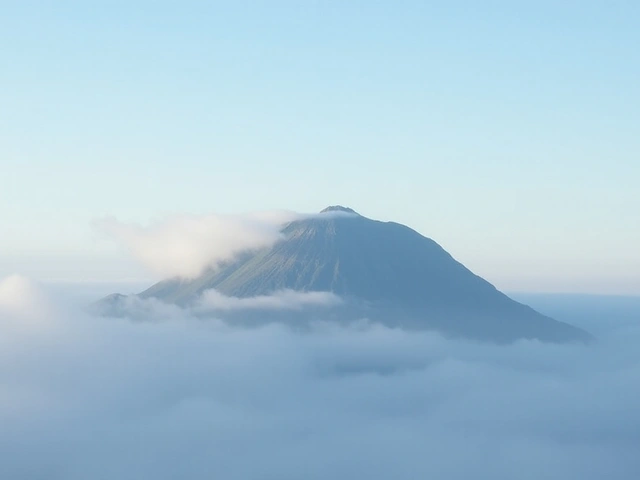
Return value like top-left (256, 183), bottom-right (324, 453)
top-left (197, 288), bottom-right (343, 311)
top-left (94, 210), bottom-right (301, 278)
top-left (94, 209), bottom-right (362, 280)
top-left (0, 275), bottom-right (53, 331)
top-left (1, 276), bottom-right (640, 479)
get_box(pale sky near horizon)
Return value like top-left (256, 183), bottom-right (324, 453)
top-left (2, 1), bottom-right (639, 294)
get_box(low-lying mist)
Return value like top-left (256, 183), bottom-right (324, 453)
top-left (1, 276), bottom-right (639, 479)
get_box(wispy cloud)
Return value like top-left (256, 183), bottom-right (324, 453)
top-left (93, 210), bottom-right (300, 278)
top-left (197, 288), bottom-right (343, 311)
top-left (93, 208), bottom-right (360, 281)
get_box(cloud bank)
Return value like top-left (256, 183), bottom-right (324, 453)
top-left (94, 209), bottom-right (362, 280)
top-left (1, 277), bottom-right (639, 479)
top-left (94, 210), bottom-right (300, 278)
top-left (197, 288), bottom-right (343, 311)
top-left (0, 275), bottom-right (53, 330)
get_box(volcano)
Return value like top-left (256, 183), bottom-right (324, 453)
top-left (101, 206), bottom-right (591, 343)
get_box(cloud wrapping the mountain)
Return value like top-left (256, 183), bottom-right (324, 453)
top-left (1, 277), bottom-right (640, 479)
top-left (94, 289), bottom-right (342, 320)
top-left (94, 209), bottom-right (361, 280)
top-left (197, 288), bottom-right (343, 311)
top-left (94, 210), bottom-right (301, 278)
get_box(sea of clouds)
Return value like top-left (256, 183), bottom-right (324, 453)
top-left (1, 274), bottom-right (640, 480)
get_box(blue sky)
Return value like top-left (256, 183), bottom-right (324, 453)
top-left (1, 1), bottom-right (639, 293)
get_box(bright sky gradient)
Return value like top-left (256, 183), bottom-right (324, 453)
top-left (2, 1), bottom-right (639, 293)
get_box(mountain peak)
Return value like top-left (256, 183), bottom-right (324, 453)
top-left (320, 205), bottom-right (359, 215)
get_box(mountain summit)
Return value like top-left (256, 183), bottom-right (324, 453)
top-left (105, 207), bottom-right (591, 343)
top-left (320, 205), bottom-right (360, 215)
